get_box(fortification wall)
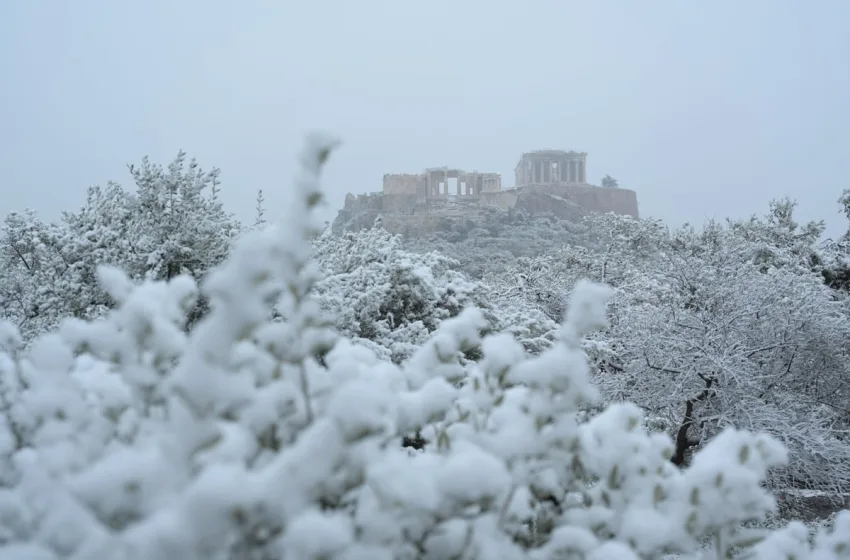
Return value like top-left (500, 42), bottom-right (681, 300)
top-left (383, 174), bottom-right (422, 195)
top-left (343, 192), bottom-right (383, 211)
top-left (334, 182), bottom-right (640, 236)
top-left (521, 184), bottom-right (639, 218)
top-left (382, 193), bottom-right (419, 214)
top-left (479, 189), bottom-right (518, 210)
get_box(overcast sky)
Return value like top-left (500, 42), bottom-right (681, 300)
top-left (2, 0), bottom-right (848, 240)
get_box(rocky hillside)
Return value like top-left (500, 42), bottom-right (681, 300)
top-left (332, 183), bottom-right (637, 237)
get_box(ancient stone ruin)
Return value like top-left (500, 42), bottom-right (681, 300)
top-left (333, 149), bottom-right (640, 235)
top-left (384, 168), bottom-right (502, 198)
top-left (515, 150), bottom-right (588, 186)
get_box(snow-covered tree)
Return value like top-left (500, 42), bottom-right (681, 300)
top-left (595, 214), bottom-right (850, 495)
top-left (0, 152), bottom-right (242, 341)
top-left (484, 213), bottom-right (666, 323)
top-left (124, 151), bottom-right (241, 283)
top-left (480, 205), bottom-right (850, 498)
top-left (313, 222), bottom-right (561, 361)
top-left (0, 211), bottom-right (71, 339)
top-left (723, 198), bottom-right (825, 275)
top-left (607, 240), bottom-right (850, 479)
top-left (819, 191), bottom-right (850, 292)
top-left (820, 238), bottom-right (850, 293)
top-left (312, 222), bottom-right (490, 362)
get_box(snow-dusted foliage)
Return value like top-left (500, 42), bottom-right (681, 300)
top-left (0, 137), bottom-right (846, 559)
top-left (311, 222), bottom-right (487, 362)
top-left (0, 152), bottom-right (242, 341)
top-left (483, 213), bottom-right (667, 321)
top-left (725, 198), bottom-right (824, 272)
top-left (607, 224), bottom-right (850, 492)
top-left (818, 190), bottom-right (850, 292)
top-left (0, 211), bottom-right (73, 340)
top-left (312, 222), bottom-right (557, 361)
top-left (484, 204), bottom-right (850, 498)
top-left (403, 208), bottom-right (588, 279)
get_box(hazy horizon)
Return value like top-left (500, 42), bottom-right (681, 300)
top-left (2, 0), bottom-right (848, 239)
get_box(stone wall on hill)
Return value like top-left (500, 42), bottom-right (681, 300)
top-left (332, 183), bottom-right (639, 236)
top-left (332, 149), bottom-right (640, 236)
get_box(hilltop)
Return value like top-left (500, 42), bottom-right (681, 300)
top-left (331, 149), bottom-right (639, 237)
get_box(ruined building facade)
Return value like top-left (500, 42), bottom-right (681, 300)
top-left (383, 168), bottom-right (502, 199)
top-left (334, 149), bottom-right (640, 235)
top-left (515, 150), bottom-right (587, 186)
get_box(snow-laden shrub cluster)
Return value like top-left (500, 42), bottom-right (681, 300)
top-left (0, 137), bottom-right (848, 560)
top-left (312, 223), bottom-right (485, 363)
top-left (312, 222), bottom-right (558, 361)
top-left (0, 152), bottom-right (240, 341)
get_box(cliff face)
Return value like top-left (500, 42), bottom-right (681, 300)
top-left (333, 193), bottom-right (383, 232)
top-left (332, 184), bottom-right (639, 236)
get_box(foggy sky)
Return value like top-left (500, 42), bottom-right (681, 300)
top-left (2, 0), bottom-right (848, 240)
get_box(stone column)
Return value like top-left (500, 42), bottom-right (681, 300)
top-left (579, 160), bottom-right (586, 183)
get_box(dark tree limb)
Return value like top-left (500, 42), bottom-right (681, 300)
top-left (672, 376), bottom-right (714, 467)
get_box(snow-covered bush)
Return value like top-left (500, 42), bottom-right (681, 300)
top-left (312, 222), bottom-right (486, 362)
top-left (313, 222), bottom-right (557, 361)
top-left (0, 136), bottom-right (847, 560)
